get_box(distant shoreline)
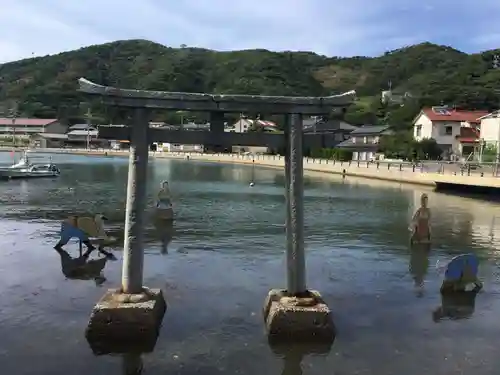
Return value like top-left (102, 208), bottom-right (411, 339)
top-left (4, 148), bottom-right (500, 191)
top-left (0, 148), bottom-right (437, 187)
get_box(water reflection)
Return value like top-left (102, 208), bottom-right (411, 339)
top-left (432, 291), bottom-right (479, 322)
top-left (86, 327), bottom-right (159, 374)
top-left (54, 247), bottom-right (110, 286)
top-left (169, 160), bottom-right (225, 181)
top-left (5, 154), bottom-right (500, 374)
top-left (269, 341), bottom-right (333, 375)
top-left (153, 216), bottom-right (174, 254)
top-left (409, 245), bottom-right (431, 297)
top-left (122, 353), bottom-right (143, 375)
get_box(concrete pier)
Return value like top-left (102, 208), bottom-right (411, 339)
top-left (85, 108), bottom-right (166, 355)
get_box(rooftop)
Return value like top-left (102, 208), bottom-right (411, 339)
top-left (37, 133), bottom-right (68, 139)
top-left (421, 108), bottom-right (489, 124)
top-left (0, 118), bottom-right (58, 126)
top-left (349, 125), bottom-right (390, 135)
top-left (336, 140), bottom-right (380, 151)
top-left (303, 120), bottom-right (357, 133)
top-left (69, 123), bottom-right (97, 131)
top-left (67, 130), bottom-right (98, 136)
top-left (478, 110), bottom-right (500, 120)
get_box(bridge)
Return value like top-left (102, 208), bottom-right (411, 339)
top-left (77, 78), bottom-right (356, 355)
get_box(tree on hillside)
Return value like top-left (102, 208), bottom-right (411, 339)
top-left (344, 103), bottom-right (377, 125)
top-left (0, 40), bottom-right (499, 127)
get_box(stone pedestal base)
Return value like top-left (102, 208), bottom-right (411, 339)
top-left (85, 288), bottom-right (167, 355)
top-left (263, 289), bottom-right (335, 343)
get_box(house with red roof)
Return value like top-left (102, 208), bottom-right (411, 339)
top-left (0, 118), bottom-right (65, 138)
top-left (413, 107), bottom-right (489, 158)
top-left (0, 118), bottom-right (67, 147)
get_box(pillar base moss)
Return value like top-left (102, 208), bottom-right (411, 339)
top-left (263, 289), bottom-right (335, 343)
top-left (85, 288), bottom-right (166, 355)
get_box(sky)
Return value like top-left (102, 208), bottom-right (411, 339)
top-left (1, 0), bottom-right (500, 63)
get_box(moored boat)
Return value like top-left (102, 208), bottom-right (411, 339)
top-left (0, 151), bottom-right (61, 180)
top-left (0, 164), bottom-right (60, 179)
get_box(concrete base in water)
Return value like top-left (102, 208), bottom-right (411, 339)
top-left (85, 288), bottom-right (167, 355)
top-left (263, 289), bottom-right (335, 343)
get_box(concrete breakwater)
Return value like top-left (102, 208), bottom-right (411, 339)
top-left (19, 148), bottom-right (500, 189)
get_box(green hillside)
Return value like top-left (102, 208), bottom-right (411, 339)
top-left (0, 39), bottom-right (499, 127)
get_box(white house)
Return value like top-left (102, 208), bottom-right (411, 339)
top-left (227, 119), bottom-right (278, 133)
top-left (224, 118), bottom-right (278, 154)
top-left (478, 110), bottom-right (500, 148)
top-left (412, 107), bottom-right (488, 156)
top-left (336, 125), bottom-right (391, 161)
top-left (157, 143), bottom-right (204, 152)
top-left (66, 124), bottom-right (98, 142)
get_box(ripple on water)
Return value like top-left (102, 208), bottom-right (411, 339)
top-left (1, 154), bottom-right (500, 374)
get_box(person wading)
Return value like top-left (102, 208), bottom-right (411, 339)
top-left (410, 193), bottom-right (431, 245)
top-left (54, 214), bottom-right (114, 258)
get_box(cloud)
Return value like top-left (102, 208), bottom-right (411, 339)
top-left (0, 0), bottom-right (499, 63)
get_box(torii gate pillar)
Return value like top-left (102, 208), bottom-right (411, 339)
top-left (263, 113), bottom-right (335, 344)
top-left (208, 111), bottom-right (225, 152)
top-left (85, 107), bottom-right (166, 355)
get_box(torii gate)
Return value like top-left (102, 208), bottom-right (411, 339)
top-left (79, 77), bottom-right (356, 354)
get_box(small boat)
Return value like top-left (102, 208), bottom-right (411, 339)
top-left (0, 151), bottom-right (61, 180)
top-left (0, 163), bottom-right (61, 180)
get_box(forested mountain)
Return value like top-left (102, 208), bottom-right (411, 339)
top-left (0, 39), bottom-right (499, 127)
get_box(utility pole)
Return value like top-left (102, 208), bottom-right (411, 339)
top-left (9, 103), bottom-right (19, 150)
top-left (85, 106), bottom-right (92, 150)
top-left (493, 56), bottom-right (500, 168)
top-left (493, 55), bottom-right (500, 176)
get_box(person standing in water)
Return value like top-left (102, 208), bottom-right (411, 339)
top-left (157, 181), bottom-right (172, 209)
top-left (156, 180), bottom-right (174, 221)
top-left (410, 193), bottom-right (431, 245)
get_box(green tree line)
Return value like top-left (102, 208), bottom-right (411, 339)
top-left (0, 39), bottom-right (499, 132)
